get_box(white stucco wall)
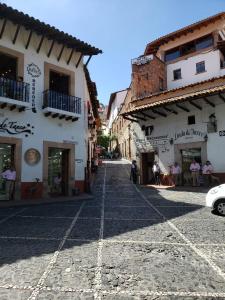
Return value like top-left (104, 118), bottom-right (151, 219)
top-left (0, 19), bottom-right (88, 182)
top-left (167, 50), bottom-right (225, 90)
top-left (133, 99), bottom-right (225, 174)
top-left (107, 90), bottom-right (127, 130)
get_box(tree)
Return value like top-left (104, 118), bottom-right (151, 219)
top-left (97, 134), bottom-right (111, 150)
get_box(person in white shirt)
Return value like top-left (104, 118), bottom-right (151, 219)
top-left (202, 161), bottom-right (213, 187)
top-left (171, 162), bottom-right (181, 186)
top-left (1, 165), bottom-right (16, 200)
top-left (152, 162), bottom-right (161, 185)
top-left (189, 160), bottom-right (200, 187)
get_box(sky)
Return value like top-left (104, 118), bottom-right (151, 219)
top-left (1, 0), bottom-right (225, 105)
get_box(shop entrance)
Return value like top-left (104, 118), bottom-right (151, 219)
top-left (141, 152), bottom-right (155, 184)
top-left (181, 148), bottom-right (201, 185)
top-left (48, 148), bottom-right (69, 196)
top-left (0, 143), bottom-right (15, 200)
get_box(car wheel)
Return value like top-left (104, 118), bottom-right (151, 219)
top-left (214, 199), bottom-right (225, 216)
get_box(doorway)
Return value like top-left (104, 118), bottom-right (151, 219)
top-left (0, 52), bottom-right (17, 80)
top-left (48, 148), bottom-right (69, 196)
top-left (181, 148), bottom-right (202, 173)
top-left (0, 143), bottom-right (15, 200)
top-left (49, 71), bottom-right (69, 95)
top-left (141, 152), bottom-right (155, 184)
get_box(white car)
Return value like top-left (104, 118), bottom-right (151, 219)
top-left (206, 184), bottom-right (225, 216)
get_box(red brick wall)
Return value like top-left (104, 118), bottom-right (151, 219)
top-left (131, 55), bottom-right (166, 99)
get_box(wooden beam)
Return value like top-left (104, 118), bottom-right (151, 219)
top-left (37, 35), bottom-right (44, 53)
top-left (18, 107), bottom-right (25, 112)
top-left (52, 113), bottom-right (59, 118)
top-left (176, 103), bottom-right (190, 112)
top-left (59, 115), bottom-right (65, 119)
top-left (85, 55), bottom-right (92, 67)
top-left (0, 19), bottom-right (7, 39)
top-left (152, 109), bottom-right (167, 117)
top-left (139, 111), bottom-right (155, 119)
top-left (130, 113), bottom-right (146, 121)
top-left (57, 45), bottom-right (65, 61)
top-left (72, 117), bottom-right (79, 122)
top-left (164, 106), bottom-right (178, 115)
top-left (76, 53), bottom-right (83, 68)
top-left (44, 112), bottom-right (51, 117)
top-left (204, 97), bottom-right (215, 107)
top-left (67, 49), bottom-right (74, 65)
top-left (65, 116), bottom-right (72, 121)
top-left (189, 100), bottom-right (202, 110)
top-left (47, 40), bottom-right (55, 57)
top-left (10, 105), bottom-right (16, 111)
top-left (0, 103), bottom-right (7, 109)
top-left (25, 30), bottom-right (33, 49)
top-left (218, 93), bottom-right (225, 103)
top-left (123, 115), bottom-right (139, 123)
top-left (12, 24), bottom-right (20, 44)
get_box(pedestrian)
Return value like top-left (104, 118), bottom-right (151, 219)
top-left (152, 161), bottom-right (161, 185)
top-left (94, 156), bottom-right (99, 173)
top-left (130, 160), bottom-right (138, 184)
top-left (189, 159), bottom-right (200, 187)
top-left (171, 162), bottom-right (181, 186)
top-left (202, 160), bottom-right (213, 187)
top-left (1, 165), bottom-right (16, 200)
top-left (53, 173), bottom-right (62, 194)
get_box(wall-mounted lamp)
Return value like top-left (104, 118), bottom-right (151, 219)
top-left (169, 138), bottom-right (174, 145)
top-left (204, 134), bottom-right (208, 142)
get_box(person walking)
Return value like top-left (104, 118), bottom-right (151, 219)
top-left (190, 159), bottom-right (200, 187)
top-left (130, 160), bottom-right (138, 184)
top-left (171, 162), bottom-right (181, 186)
top-left (152, 162), bottom-right (161, 185)
top-left (202, 160), bottom-right (213, 187)
top-left (1, 165), bottom-right (16, 200)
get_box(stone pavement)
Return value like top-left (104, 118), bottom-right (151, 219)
top-left (0, 160), bottom-right (225, 299)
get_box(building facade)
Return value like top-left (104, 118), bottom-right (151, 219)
top-left (0, 4), bottom-right (101, 200)
top-left (122, 12), bottom-right (225, 185)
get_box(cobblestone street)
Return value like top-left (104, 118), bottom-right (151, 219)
top-left (0, 160), bottom-right (225, 299)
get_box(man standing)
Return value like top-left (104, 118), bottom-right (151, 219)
top-left (190, 160), bottom-right (200, 187)
top-left (1, 165), bottom-right (16, 200)
top-left (171, 162), bottom-right (181, 186)
top-left (130, 160), bottom-right (138, 184)
top-left (152, 162), bottom-right (161, 185)
top-left (202, 161), bottom-right (213, 187)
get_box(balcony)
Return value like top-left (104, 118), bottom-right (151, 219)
top-left (43, 90), bottom-right (81, 122)
top-left (0, 77), bottom-right (30, 111)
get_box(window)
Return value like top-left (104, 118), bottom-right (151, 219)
top-left (145, 125), bottom-right (154, 136)
top-left (196, 61), bottom-right (205, 74)
top-left (50, 71), bottom-right (70, 94)
top-left (165, 48), bottom-right (180, 62)
top-left (164, 34), bottom-right (213, 62)
top-left (159, 77), bottom-right (164, 91)
top-left (173, 69), bottom-right (182, 80)
top-left (188, 115), bottom-right (195, 125)
top-left (0, 52), bottom-right (17, 80)
top-left (196, 35), bottom-right (213, 51)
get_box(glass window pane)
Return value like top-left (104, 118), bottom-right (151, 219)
top-left (196, 35), bottom-right (213, 50)
top-left (165, 49), bottom-right (180, 62)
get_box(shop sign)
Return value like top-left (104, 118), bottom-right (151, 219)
top-left (175, 129), bottom-right (205, 140)
top-left (0, 118), bottom-right (34, 136)
top-left (219, 130), bottom-right (225, 136)
top-left (27, 63), bottom-right (41, 78)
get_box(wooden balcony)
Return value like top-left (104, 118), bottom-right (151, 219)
top-left (0, 77), bottom-right (30, 111)
top-left (42, 90), bottom-right (81, 121)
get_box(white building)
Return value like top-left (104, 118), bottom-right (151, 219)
top-left (0, 3), bottom-right (102, 200)
top-left (122, 12), bottom-right (225, 185)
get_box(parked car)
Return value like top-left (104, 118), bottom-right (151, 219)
top-left (206, 184), bottom-right (225, 216)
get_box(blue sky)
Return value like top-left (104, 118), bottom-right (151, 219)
top-left (1, 0), bottom-right (225, 104)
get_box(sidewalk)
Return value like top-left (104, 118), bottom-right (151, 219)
top-left (0, 193), bottom-right (94, 208)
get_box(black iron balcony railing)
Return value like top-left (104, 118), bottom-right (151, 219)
top-left (0, 76), bottom-right (30, 102)
top-left (43, 90), bottom-right (81, 114)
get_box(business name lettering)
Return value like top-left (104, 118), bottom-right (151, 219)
top-left (175, 129), bottom-right (204, 140)
top-left (0, 118), bottom-right (33, 136)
